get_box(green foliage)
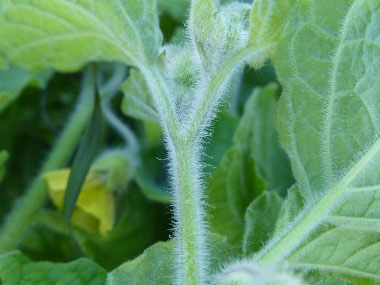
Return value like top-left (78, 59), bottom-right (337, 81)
top-left (0, 250), bottom-right (106, 285)
top-left (243, 191), bottom-right (283, 256)
top-left (208, 85), bottom-right (292, 248)
top-left (207, 101), bottom-right (265, 247)
top-left (248, 84), bottom-right (294, 194)
top-left (251, 0), bottom-right (380, 282)
top-left (121, 69), bottom-right (157, 122)
top-left (0, 0), bottom-right (379, 284)
top-left (0, 150), bottom-right (8, 183)
top-left (0, 0), bottom-right (162, 71)
top-left (107, 234), bottom-right (233, 284)
top-left (0, 66), bottom-right (52, 112)
top-left (64, 93), bottom-right (103, 222)
top-left (248, 0), bottom-right (295, 68)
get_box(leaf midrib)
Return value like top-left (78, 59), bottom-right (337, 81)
top-left (292, 262), bottom-right (380, 280)
top-left (256, 135), bottom-right (380, 264)
top-left (322, 0), bottom-right (359, 184)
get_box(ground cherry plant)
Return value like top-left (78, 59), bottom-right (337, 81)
top-left (0, 0), bottom-right (379, 284)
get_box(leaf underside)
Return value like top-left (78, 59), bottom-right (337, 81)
top-left (262, 0), bottom-right (380, 281)
top-left (0, 0), bottom-right (162, 71)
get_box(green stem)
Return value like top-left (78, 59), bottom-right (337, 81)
top-left (138, 45), bottom-right (271, 284)
top-left (0, 70), bottom-right (96, 252)
top-left (185, 45), bottom-right (273, 142)
top-left (171, 137), bottom-right (206, 284)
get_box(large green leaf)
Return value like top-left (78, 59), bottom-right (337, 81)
top-left (0, 66), bottom-right (52, 112)
top-left (254, 0), bottom-right (380, 282)
top-left (0, 0), bottom-right (162, 71)
top-left (107, 234), bottom-right (233, 285)
top-left (0, 251), bottom-right (106, 284)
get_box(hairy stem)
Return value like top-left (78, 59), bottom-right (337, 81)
top-left (171, 137), bottom-right (206, 285)
top-left (139, 45), bottom-right (271, 284)
top-left (0, 70), bottom-right (96, 252)
top-left (185, 45), bottom-right (273, 142)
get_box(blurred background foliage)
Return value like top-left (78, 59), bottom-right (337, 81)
top-left (0, 0), bottom-right (283, 272)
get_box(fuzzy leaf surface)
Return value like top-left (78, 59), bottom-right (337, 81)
top-left (249, 84), bottom-right (294, 194)
top-left (0, 0), bottom-right (162, 71)
top-left (107, 234), bottom-right (233, 285)
top-left (243, 191), bottom-right (283, 256)
top-left (0, 250), bottom-right (106, 284)
top-left (248, 0), bottom-right (295, 68)
top-left (207, 94), bottom-right (266, 248)
top-left (121, 69), bottom-right (157, 122)
top-left (257, 0), bottom-right (380, 282)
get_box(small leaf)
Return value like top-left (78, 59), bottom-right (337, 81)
top-left (0, 66), bottom-right (52, 113)
top-left (121, 69), bottom-right (157, 122)
top-left (0, 250), bottom-right (106, 285)
top-left (0, 0), bottom-right (162, 71)
top-left (0, 150), bottom-right (9, 183)
top-left (248, 84), bottom-right (294, 195)
top-left (135, 143), bottom-right (172, 204)
top-left (64, 93), bottom-right (102, 222)
top-left (273, 185), bottom-right (304, 235)
top-left (107, 233), bottom-right (233, 284)
top-left (248, 0), bottom-right (295, 68)
top-left (208, 99), bottom-right (266, 247)
top-left (243, 191), bottom-right (283, 256)
top-left (204, 110), bottom-right (239, 174)
top-left (190, 0), bottom-right (250, 72)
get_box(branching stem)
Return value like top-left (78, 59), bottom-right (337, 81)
top-left (141, 45), bottom-right (271, 284)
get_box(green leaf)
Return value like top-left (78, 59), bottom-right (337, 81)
top-left (249, 84), bottom-right (294, 195)
top-left (158, 0), bottom-right (189, 22)
top-left (0, 66), bottom-right (52, 113)
top-left (204, 110), bottom-right (239, 174)
top-left (0, 251), bottom-right (106, 285)
top-left (273, 185), bottom-right (304, 236)
top-left (255, 0), bottom-right (380, 281)
top-left (64, 93), bottom-right (102, 222)
top-left (107, 233), bottom-right (233, 284)
top-left (121, 69), bottom-right (157, 122)
top-left (208, 98), bottom-right (266, 248)
top-left (0, 150), bottom-right (8, 183)
top-left (248, 0), bottom-right (295, 68)
top-left (0, 0), bottom-right (162, 71)
top-left (243, 191), bottom-right (283, 256)
top-left (135, 141), bottom-right (172, 204)
top-left (190, 0), bottom-right (250, 72)
top-left (190, 0), bottom-right (223, 68)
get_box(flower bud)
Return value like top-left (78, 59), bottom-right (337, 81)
top-left (44, 149), bottom-right (132, 236)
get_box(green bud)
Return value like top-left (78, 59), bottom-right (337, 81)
top-left (92, 149), bottom-right (133, 194)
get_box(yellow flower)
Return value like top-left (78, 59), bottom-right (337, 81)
top-left (44, 169), bottom-right (115, 236)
